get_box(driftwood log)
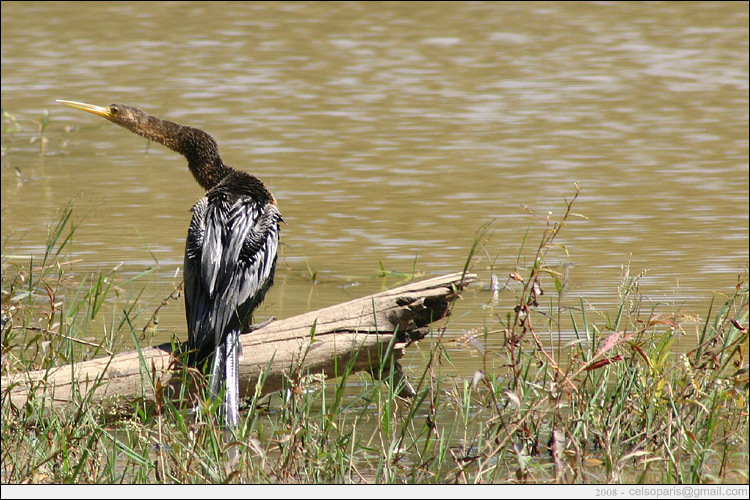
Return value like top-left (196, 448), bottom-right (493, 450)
top-left (2, 272), bottom-right (477, 411)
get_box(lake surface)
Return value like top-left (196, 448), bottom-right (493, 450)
top-left (2, 1), bottom-right (748, 376)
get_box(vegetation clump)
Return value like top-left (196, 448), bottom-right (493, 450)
top-left (2, 188), bottom-right (747, 484)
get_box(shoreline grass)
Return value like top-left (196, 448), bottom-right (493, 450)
top-left (2, 188), bottom-right (748, 484)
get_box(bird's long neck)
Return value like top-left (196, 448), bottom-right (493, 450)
top-left (127, 114), bottom-right (233, 191)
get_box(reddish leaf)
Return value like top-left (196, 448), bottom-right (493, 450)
top-left (583, 355), bottom-right (624, 371)
top-left (597, 331), bottom-right (623, 356)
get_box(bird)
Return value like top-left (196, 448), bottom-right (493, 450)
top-left (57, 100), bottom-right (282, 428)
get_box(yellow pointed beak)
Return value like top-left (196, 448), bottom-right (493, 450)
top-left (56, 100), bottom-right (112, 118)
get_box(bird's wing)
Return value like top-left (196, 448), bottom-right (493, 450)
top-left (208, 197), bottom-right (281, 343)
top-left (184, 196), bottom-right (211, 361)
top-left (185, 194), bottom-right (281, 363)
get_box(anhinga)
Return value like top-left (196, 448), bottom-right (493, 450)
top-left (58, 100), bottom-right (282, 428)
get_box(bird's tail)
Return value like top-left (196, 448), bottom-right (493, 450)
top-left (209, 329), bottom-right (241, 428)
top-left (225, 329), bottom-right (241, 428)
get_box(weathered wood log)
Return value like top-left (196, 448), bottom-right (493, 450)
top-left (2, 272), bottom-right (477, 411)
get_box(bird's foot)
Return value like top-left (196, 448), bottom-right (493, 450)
top-left (247, 316), bottom-right (275, 333)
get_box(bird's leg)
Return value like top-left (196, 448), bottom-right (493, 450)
top-left (246, 316), bottom-right (276, 333)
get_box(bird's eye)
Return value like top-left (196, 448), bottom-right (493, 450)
top-left (108, 104), bottom-right (120, 115)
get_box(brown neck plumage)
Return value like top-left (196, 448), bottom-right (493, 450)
top-left (125, 113), bottom-right (233, 191)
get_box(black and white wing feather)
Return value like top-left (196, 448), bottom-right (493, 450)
top-left (184, 191), bottom-right (281, 366)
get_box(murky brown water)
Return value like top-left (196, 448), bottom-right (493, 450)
top-left (2, 1), bottom-right (748, 379)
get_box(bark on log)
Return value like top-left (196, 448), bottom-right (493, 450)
top-left (2, 272), bottom-right (477, 411)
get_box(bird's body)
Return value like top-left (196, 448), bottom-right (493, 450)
top-left (185, 170), bottom-right (280, 426)
top-left (58, 100), bottom-right (281, 427)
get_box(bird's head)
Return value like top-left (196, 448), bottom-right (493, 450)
top-left (57, 100), bottom-right (147, 135)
